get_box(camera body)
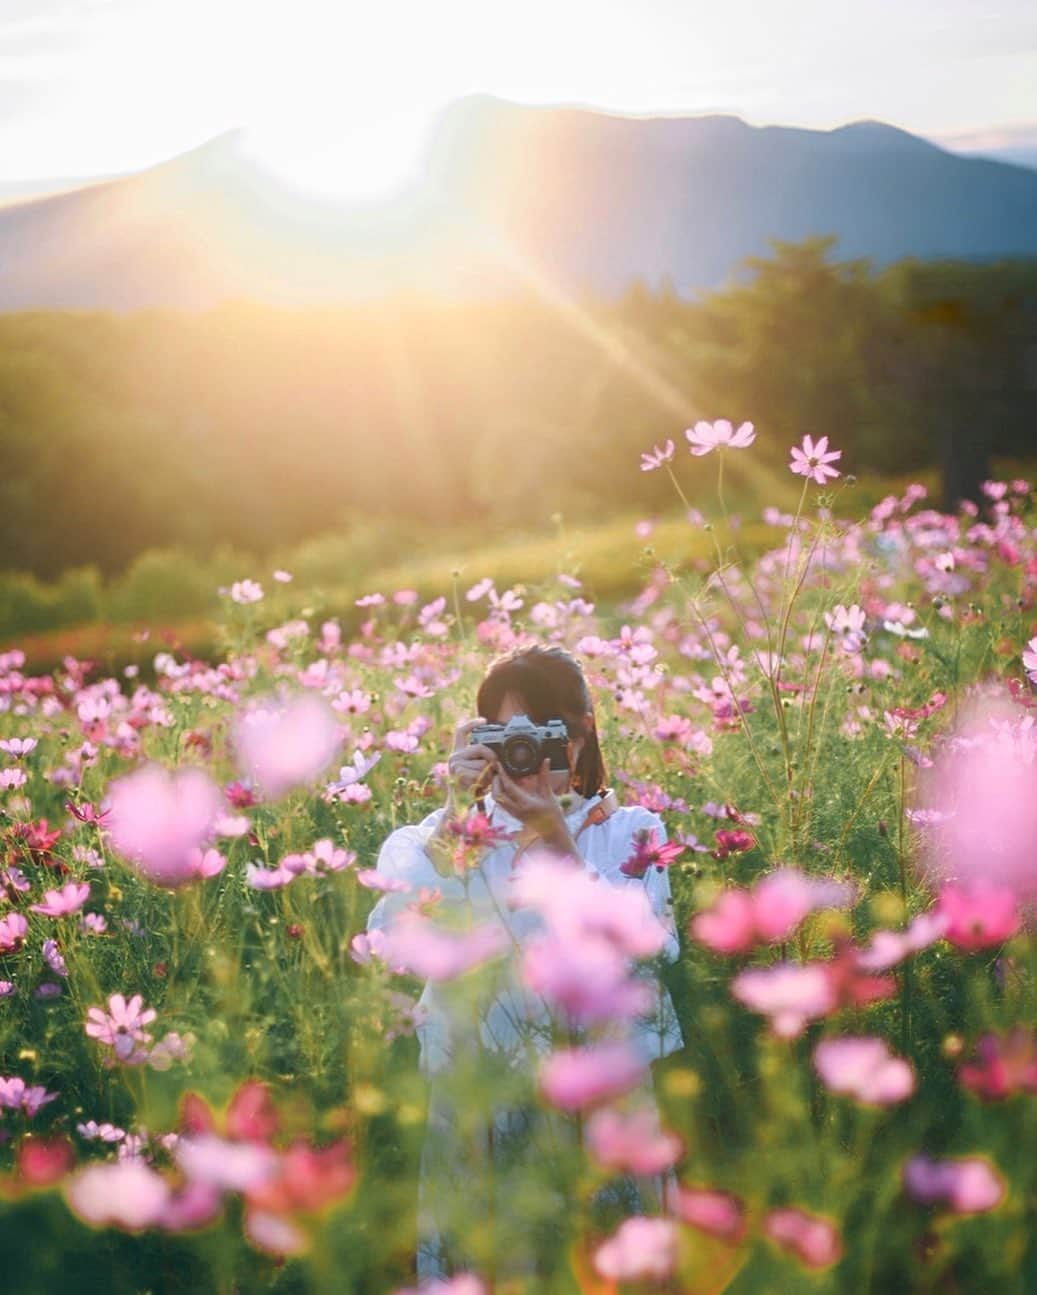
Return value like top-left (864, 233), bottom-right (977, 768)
top-left (470, 714), bottom-right (570, 778)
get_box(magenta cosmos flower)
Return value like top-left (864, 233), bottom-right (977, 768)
top-left (789, 435), bottom-right (842, 484)
top-left (685, 419), bottom-right (756, 456)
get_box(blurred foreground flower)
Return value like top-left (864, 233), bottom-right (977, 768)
top-left (813, 1036), bottom-right (915, 1105)
top-left (380, 912), bottom-right (508, 983)
top-left (586, 1107), bottom-right (682, 1176)
top-left (938, 883), bottom-right (1021, 951)
top-left (958, 1029), bottom-right (1037, 1100)
top-left (667, 1184), bottom-right (747, 1243)
top-left (106, 765), bottom-right (223, 887)
top-left (691, 868), bottom-right (855, 955)
top-left (539, 1042), bottom-right (647, 1111)
top-left (764, 1207), bottom-right (843, 1268)
top-left (903, 1154), bottom-right (1005, 1214)
top-left (234, 694), bottom-right (342, 800)
top-left (594, 1216), bottom-right (678, 1281)
top-left (916, 695), bottom-right (1037, 905)
top-left (65, 1159), bottom-right (172, 1231)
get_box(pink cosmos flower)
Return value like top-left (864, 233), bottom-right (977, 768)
top-left (903, 1154), bottom-right (1005, 1214)
top-left (325, 750), bottom-right (381, 799)
top-left (764, 1207), bottom-right (843, 1268)
top-left (686, 419), bottom-right (756, 456)
top-left (0, 912), bottom-right (28, 954)
top-left (349, 929), bottom-right (404, 969)
top-left (938, 883), bottom-right (1021, 951)
top-left (185, 847), bottom-right (227, 879)
top-left (0, 768), bottom-right (27, 790)
top-left (77, 1120), bottom-right (127, 1142)
top-left (43, 938), bottom-right (68, 976)
top-left (789, 435), bottom-right (842, 485)
top-left (814, 1036), bottom-right (915, 1105)
top-left (0, 737), bottom-right (37, 757)
top-left (65, 1159), bottom-right (172, 1231)
top-left (586, 1107), bottom-right (682, 1176)
top-left (0, 1076), bottom-right (59, 1116)
top-left (916, 696), bottom-right (1037, 903)
top-left (234, 694), bottom-right (342, 801)
top-left (230, 579), bottom-right (264, 605)
top-left (356, 869), bottom-right (410, 894)
top-left (958, 1029), bottom-right (1037, 1100)
top-left (106, 765), bottom-right (223, 887)
top-left (594, 1216), bottom-right (678, 1282)
top-left (245, 862), bottom-right (296, 891)
top-left (856, 908), bottom-right (947, 971)
top-left (31, 881), bottom-right (91, 917)
top-left (381, 912), bottom-right (508, 983)
top-left (640, 439), bottom-right (675, 471)
top-left (539, 1043), bottom-right (648, 1112)
top-left (84, 992), bottom-right (157, 1063)
top-left (272, 569), bottom-right (293, 583)
top-left (667, 1184), bottom-right (747, 1243)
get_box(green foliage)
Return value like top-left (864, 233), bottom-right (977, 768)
top-left (1, 244), bottom-right (1036, 591)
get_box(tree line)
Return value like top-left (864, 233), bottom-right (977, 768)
top-left (1, 237), bottom-right (1034, 581)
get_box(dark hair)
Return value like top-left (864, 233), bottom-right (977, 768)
top-left (475, 645), bottom-right (607, 796)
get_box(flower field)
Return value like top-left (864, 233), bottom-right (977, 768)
top-left (0, 427), bottom-right (1035, 1294)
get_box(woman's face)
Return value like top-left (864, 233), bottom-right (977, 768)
top-left (493, 691), bottom-right (585, 795)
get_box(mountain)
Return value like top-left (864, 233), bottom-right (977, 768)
top-left (1, 98), bottom-right (1036, 309)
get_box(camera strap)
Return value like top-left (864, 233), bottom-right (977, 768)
top-left (573, 788), bottom-right (619, 840)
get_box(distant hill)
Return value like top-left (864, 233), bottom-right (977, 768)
top-left (1, 97), bottom-right (1036, 309)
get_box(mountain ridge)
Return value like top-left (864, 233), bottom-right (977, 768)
top-left (0, 98), bottom-right (1035, 309)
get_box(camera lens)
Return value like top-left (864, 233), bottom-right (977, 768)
top-left (503, 736), bottom-right (538, 776)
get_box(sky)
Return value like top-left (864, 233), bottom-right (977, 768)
top-left (1, 0), bottom-right (1035, 190)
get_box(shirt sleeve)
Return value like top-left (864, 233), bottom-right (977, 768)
top-left (365, 807), bottom-right (463, 933)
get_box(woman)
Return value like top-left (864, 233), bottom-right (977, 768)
top-left (366, 645), bottom-right (683, 1280)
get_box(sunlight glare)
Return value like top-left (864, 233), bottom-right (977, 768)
top-left (239, 110), bottom-right (435, 204)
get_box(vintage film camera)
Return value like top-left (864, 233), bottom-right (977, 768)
top-left (470, 714), bottom-right (570, 778)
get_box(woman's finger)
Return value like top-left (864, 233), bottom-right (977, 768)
top-left (452, 717), bottom-right (488, 752)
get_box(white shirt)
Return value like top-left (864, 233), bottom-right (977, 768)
top-left (367, 792), bottom-right (684, 1073)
